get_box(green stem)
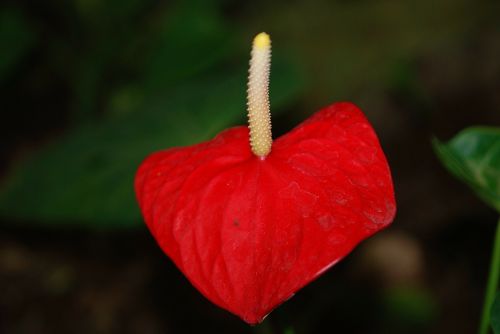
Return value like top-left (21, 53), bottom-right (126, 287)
top-left (479, 217), bottom-right (500, 334)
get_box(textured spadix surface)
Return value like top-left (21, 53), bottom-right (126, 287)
top-left (135, 102), bottom-right (396, 324)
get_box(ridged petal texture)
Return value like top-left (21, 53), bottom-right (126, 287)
top-left (135, 102), bottom-right (396, 324)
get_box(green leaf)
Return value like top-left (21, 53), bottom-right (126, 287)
top-left (0, 59), bottom-right (303, 228)
top-left (493, 291), bottom-right (500, 334)
top-left (432, 127), bottom-right (500, 213)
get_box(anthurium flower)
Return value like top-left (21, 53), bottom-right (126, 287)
top-left (135, 33), bottom-right (396, 324)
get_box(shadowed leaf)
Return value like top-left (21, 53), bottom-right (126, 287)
top-left (433, 127), bottom-right (500, 213)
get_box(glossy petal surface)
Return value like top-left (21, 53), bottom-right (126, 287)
top-left (135, 102), bottom-right (396, 324)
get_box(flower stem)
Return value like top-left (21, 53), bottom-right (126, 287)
top-left (478, 217), bottom-right (500, 334)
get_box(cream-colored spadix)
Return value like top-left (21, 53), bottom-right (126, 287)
top-left (247, 32), bottom-right (272, 158)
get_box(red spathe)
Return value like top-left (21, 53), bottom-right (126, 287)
top-left (135, 102), bottom-right (396, 324)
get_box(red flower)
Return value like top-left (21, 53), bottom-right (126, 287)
top-left (135, 33), bottom-right (396, 324)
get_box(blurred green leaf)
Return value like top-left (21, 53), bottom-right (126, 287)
top-left (69, 0), bottom-right (233, 121)
top-left (70, 43), bottom-right (115, 122)
top-left (0, 8), bottom-right (35, 80)
top-left (493, 291), bottom-right (500, 334)
top-left (433, 127), bottom-right (500, 213)
top-left (142, 1), bottom-right (233, 93)
top-left (62, 0), bottom-right (151, 122)
top-left (0, 58), bottom-right (303, 228)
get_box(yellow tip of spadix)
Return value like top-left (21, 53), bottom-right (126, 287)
top-left (253, 32), bottom-right (270, 49)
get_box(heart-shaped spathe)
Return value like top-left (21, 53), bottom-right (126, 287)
top-left (135, 102), bottom-right (396, 324)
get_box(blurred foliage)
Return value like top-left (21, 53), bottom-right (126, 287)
top-left (250, 0), bottom-right (493, 108)
top-left (433, 127), bottom-right (500, 213)
top-left (381, 286), bottom-right (438, 331)
top-left (0, 0), bottom-right (304, 228)
top-left (493, 292), bottom-right (500, 334)
top-left (0, 8), bottom-right (35, 80)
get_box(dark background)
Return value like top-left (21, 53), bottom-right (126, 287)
top-left (1, 0), bottom-right (499, 333)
